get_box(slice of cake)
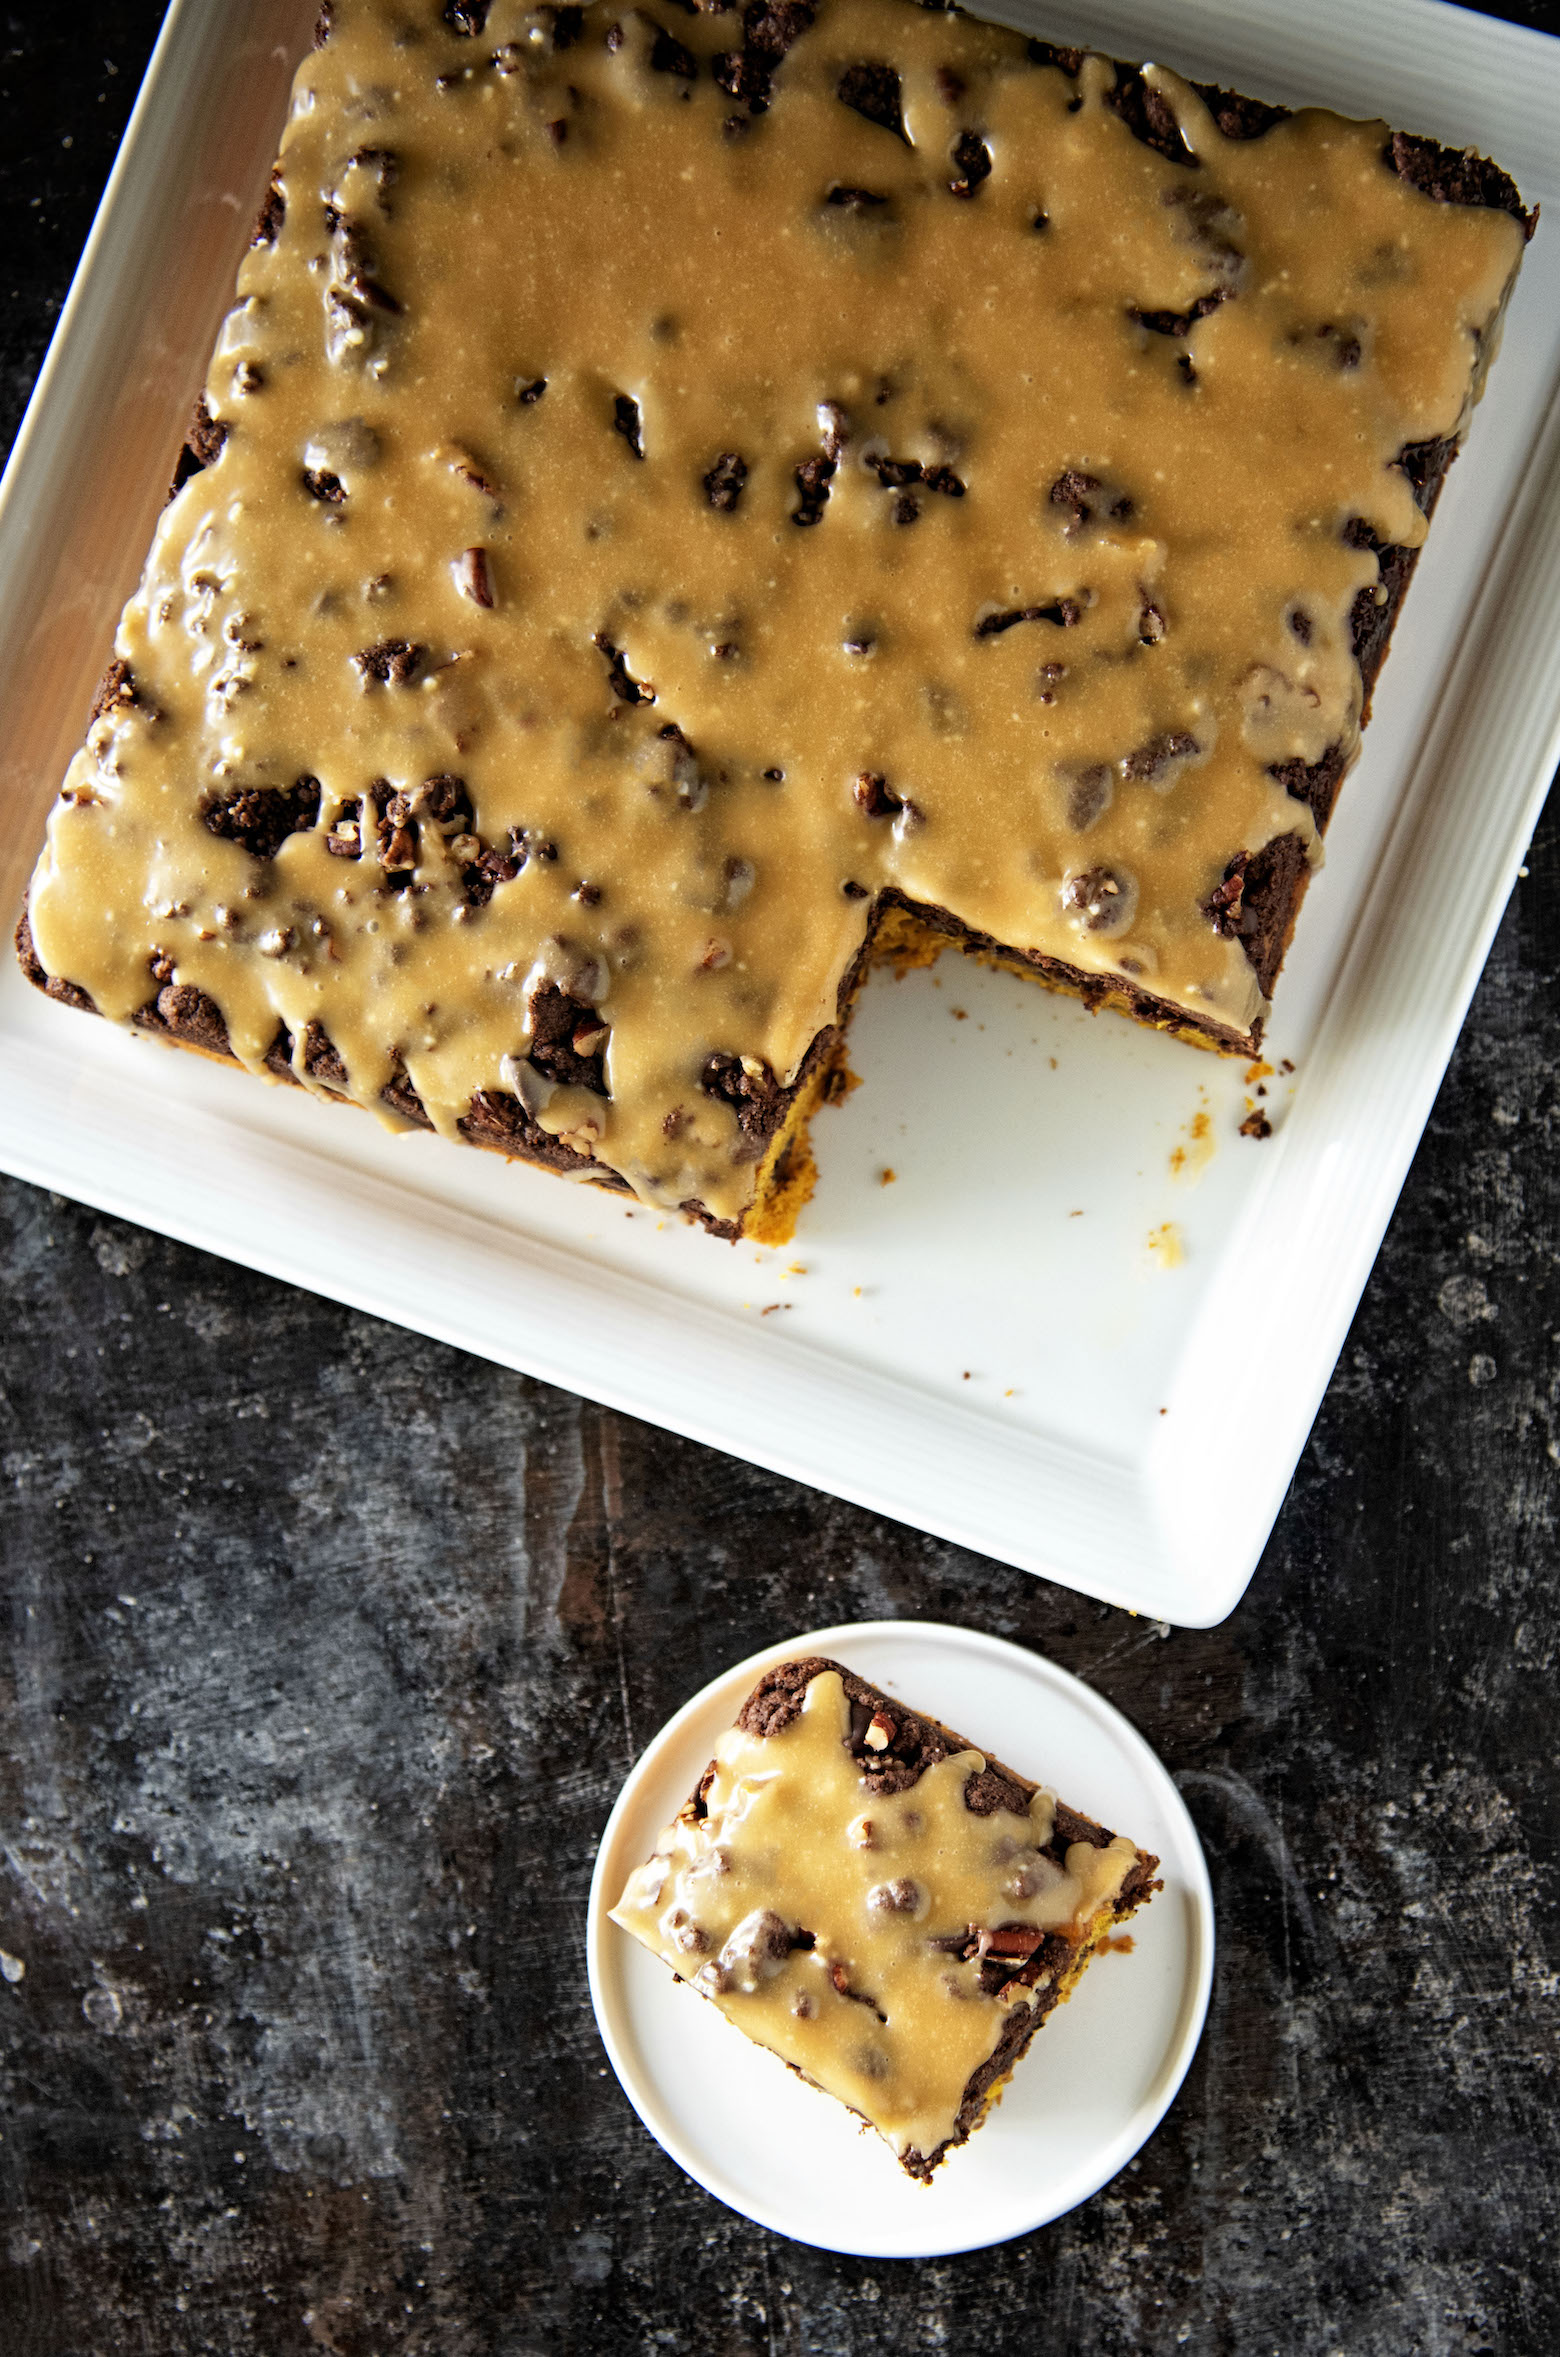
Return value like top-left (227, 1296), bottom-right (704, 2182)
top-left (17, 0), bottom-right (1533, 1239)
top-left (609, 1656), bottom-right (1160, 2178)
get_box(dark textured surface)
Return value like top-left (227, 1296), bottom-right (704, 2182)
top-left (3, 6), bottom-right (1559, 2351)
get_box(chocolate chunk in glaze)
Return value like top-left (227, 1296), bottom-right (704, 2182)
top-left (836, 60), bottom-right (908, 141)
top-left (791, 452), bottom-right (836, 526)
top-left (648, 20), bottom-right (698, 77)
top-left (612, 391), bottom-right (645, 457)
top-left (1049, 467), bottom-right (1133, 531)
top-left (593, 632), bottom-right (655, 703)
top-left (1121, 731), bottom-right (1199, 784)
top-left (1105, 65), bottom-right (1196, 167)
top-left (88, 657), bottom-right (138, 725)
top-left (526, 981), bottom-right (612, 1094)
top-left (947, 130), bottom-right (991, 198)
top-left (351, 638), bottom-right (422, 686)
top-left (852, 770), bottom-right (914, 822)
top-left (1061, 865), bottom-right (1136, 934)
top-left (703, 450), bottom-right (748, 510)
top-left (700, 1049), bottom-right (784, 1154)
top-left (169, 395), bottom-right (226, 497)
top-left (713, 0), bottom-right (814, 113)
top-left (202, 777), bottom-right (322, 861)
top-left (455, 545), bottom-right (494, 606)
top-left (253, 169), bottom-right (286, 247)
top-left (974, 598), bottom-right (1080, 639)
top-left (1131, 289), bottom-right (1225, 337)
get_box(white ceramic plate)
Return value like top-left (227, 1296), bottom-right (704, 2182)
top-left (2, 0), bottom-right (1559, 1623)
top-left (586, 1620), bottom-right (1214, 2256)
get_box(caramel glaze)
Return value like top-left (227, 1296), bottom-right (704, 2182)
top-left (611, 1665), bottom-right (1143, 2169)
top-left (25, 0), bottom-right (1527, 1232)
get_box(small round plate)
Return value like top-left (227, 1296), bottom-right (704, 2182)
top-left (587, 1619), bottom-right (1213, 2258)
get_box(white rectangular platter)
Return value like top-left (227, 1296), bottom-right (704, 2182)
top-left (2, 0), bottom-right (1557, 1626)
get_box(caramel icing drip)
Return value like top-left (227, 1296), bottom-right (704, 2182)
top-left (610, 1668), bottom-right (1138, 2161)
top-left (28, 0), bottom-right (1523, 1225)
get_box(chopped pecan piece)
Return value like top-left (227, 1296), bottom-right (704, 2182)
top-left (1205, 850), bottom-right (1249, 936)
top-left (454, 545), bottom-right (494, 606)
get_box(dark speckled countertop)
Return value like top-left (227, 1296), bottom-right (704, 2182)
top-left (3, 6), bottom-right (1558, 2350)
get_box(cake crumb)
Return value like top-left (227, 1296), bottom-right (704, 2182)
top-left (1147, 1222), bottom-right (1184, 1267)
top-left (879, 1167), bottom-right (896, 1185)
top-left (1170, 1092), bottom-right (1215, 1180)
top-left (1239, 1108), bottom-right (1273, 1140)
